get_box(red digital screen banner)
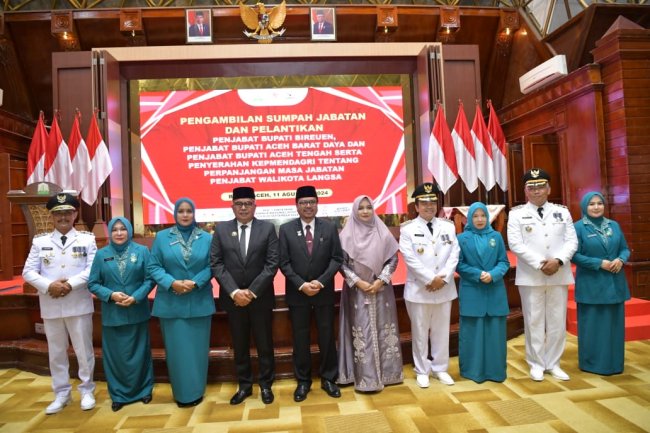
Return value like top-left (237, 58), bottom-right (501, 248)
top-left (140, 87), bottom-right (407, 224)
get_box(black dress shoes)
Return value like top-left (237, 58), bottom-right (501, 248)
top-left (321, 380), bottom-right (341, 398)
top-left (141, 394), bottom-right (152, 404)
top-left (293, 384), bottom-right (311, 402)
top-left (176, 396), bottom-right (203, 408)
top-left (111, 402), bottom-right (124, 412)
top-left (260, 388), bottom-right (274, 404)
top-left (230, 389), bottom-right (252, 405)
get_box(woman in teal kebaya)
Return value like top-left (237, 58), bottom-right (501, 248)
top-left (572, 192), bottom-right (630, 375)
top-left (88, 217), bottom-right (155, 412)
top-left (147, 198), bottom-right (215, 407)
top-left (456, 203), bottom-right (510, 383)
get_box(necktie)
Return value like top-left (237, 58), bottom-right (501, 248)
top-left (60, 235), bottom-right (67, 246)
top-left (239, 225), bottom-right (247, 258)
top-left (319, 23), bottom-right (323, 32)
top-left (427, 222), bottom-right (433, 235)
top-left (199, 25), bottom-right (203, 35)
top-left (305, 225), bottom-right (313, 255)
top-left (537, 207), bottom-right (544, 218)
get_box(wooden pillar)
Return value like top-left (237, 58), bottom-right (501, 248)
top-left (592, 18), bottom-right (650, 299)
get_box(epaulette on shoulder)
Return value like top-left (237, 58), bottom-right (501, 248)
top-left (78, 230), bottom-right (95, 237)
top-left (555, 204), bottom-right (568, 209)
top-left (438, 218), bottom-right (454, 225)
top-left (34, 232), bottom-right (49, 238)
top-left (400, 219), bottom-right (413, 227)
top-left (510, 204), bottom-right (525, 211)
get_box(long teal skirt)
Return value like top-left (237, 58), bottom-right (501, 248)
top-left (103, 321), bottom-right (154, 404)
top-left (459, 315), bottom-right (507, 383)
top-left (160, 316), bottom-right (212, 403)
top-left (577, 302), bottom-right (625, 375)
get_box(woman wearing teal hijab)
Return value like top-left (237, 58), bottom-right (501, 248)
top-left (148, 198), bottom-right (215, 407)
top-left (88, 217), bottom-right (155, 411)
top-left (456, 202), bottom-right (510, 383)
top-left (572, 191), bottom-right (630, 375)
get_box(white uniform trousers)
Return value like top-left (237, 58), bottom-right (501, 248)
top-left (405, 300), bottom-right (452, 375)
top-left (518, 285), bottom-right (568, 371)
top-left (43, 313), bottom-right (95, 396)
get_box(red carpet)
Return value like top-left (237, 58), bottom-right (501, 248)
top-left (567, 286), bottom-right (650, 341)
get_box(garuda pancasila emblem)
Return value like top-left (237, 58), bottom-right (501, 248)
top-left (240, 1), bottom-right (286, 44)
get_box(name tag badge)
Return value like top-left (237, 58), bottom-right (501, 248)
top-left (104, 257), bottom-right (115, 262)
top-left (414, 233), bottom-right (425, 237)
top-left (41, 247), bottom-right (53, 251)
top-left (587, 234), bottom-right (597, 238)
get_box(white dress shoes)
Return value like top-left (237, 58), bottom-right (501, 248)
top-left (45, 394), bottom-right (71, 414)
top-left (80, 393), bottom-right (96, 411)
top-left (529, 366), bottom-right (544, 382)
top-left (435, 371), bottom-right (455, 386)
top-left (416, 374), bottom-right (430, 388)
top-left (549, 366), bottom-right (570, 381)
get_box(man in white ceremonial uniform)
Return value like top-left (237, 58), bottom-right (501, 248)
top-left (23, 193), bottom-right (98, 414)
top-left (400, 182), bottom-right (460, 388)
top-left (507, 168), bottom-right (578, 382)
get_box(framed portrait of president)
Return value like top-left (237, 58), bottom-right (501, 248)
top-left (310, 8), bottom-right (336, 41)
top-left (186, 9), bottom-right (212, 44)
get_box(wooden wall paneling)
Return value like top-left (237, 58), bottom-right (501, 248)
top-left (441, 44), bottom-right (484, 207)
top-left (507, 141), bottom-right (525, 207)
top-left (522, 133), bottom-right (562, 205)
top-left (416, 44), bottom-right (434, 187)
top-left (0, 154), bottom-right (11, 280)
top-left (10, 160), bottom-right (28, 277)
top-left (52, 52), bottom-right (94, 145)
top-left (99, 49), bottom-right (126, 220)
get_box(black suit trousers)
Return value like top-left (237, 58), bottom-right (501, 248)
top-left (289, 303), bottom-right (338, 385)
top-left (227, 305), bottom-right (275, 390)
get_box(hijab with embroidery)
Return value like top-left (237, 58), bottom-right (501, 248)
top-left (462, 202), bottom-right (497, 270)
top-left (174, 197), bottom-right (197, 242)
top-left (339, 195), bottom-right (399, 282)
top-left (580, 191), bottom-right (612, 245)
top-left (108, 217), bottom-right (133, 279)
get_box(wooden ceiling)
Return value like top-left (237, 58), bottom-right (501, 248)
top-left (1, 4), bottom-right (649, 125)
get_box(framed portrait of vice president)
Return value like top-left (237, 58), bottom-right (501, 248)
top-left (310, 8), bottom-right (336, 41)
top-left (186, 9), bottom-right (212, 44)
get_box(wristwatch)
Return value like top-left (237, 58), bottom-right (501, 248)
top-left (556, 258), bottom-right (564, 266)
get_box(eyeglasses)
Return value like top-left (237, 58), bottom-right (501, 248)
top-left (233, 201), bottom-right (255, 208)
top-left (298, 200), bottom-right (318, 207)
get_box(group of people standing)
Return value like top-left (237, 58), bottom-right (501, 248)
top-left (22, 168), bottom-right (631, 416)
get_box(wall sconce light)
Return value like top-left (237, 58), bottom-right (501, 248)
top-left (51, 11), bottom-right (80, 51)
top-left (120, 9), bottom-right (146, 46)
top-left (496, 9), bottom-right (520, 56)
top-left (376, 7), bottom-right (398, 34)
top-left (0, 13), bottom-right (5, 39)
top-left (438, 6), bottom-right (460, 44)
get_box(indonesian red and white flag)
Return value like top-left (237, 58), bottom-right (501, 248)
top-left (82, 112), bottom-right (113, 205)
top-left (471, 102), bottom-right (496, 190)
top-left (68, 112), bottom-right (91, 194)
top-left (427, 103), bottom-right (457, 193)
top-left (26, 112), bottom-right (49, 185)
top-left (488, 101), bottom-right (508, 191)
top-left (43, 113), bottom-right (73, 190)
top-left (451, 101), bottom-right (478, 192)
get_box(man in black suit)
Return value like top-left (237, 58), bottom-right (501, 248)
top-left (210, 187), bottom-right (279, 405)
top-left (279, 185), bottom-right (343, 402)
top-left (188, 11), bottom-right (208, 37)
top-left (313, 10), bottom-right (334, 35)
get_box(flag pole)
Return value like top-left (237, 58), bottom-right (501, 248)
top-left (91, 108), bottom-right (109, 247)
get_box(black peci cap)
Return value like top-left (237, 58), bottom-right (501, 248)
top-left (232, 187), bottom-right (255, 200)
top-left (295, 185), bottom-right (318, 201)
